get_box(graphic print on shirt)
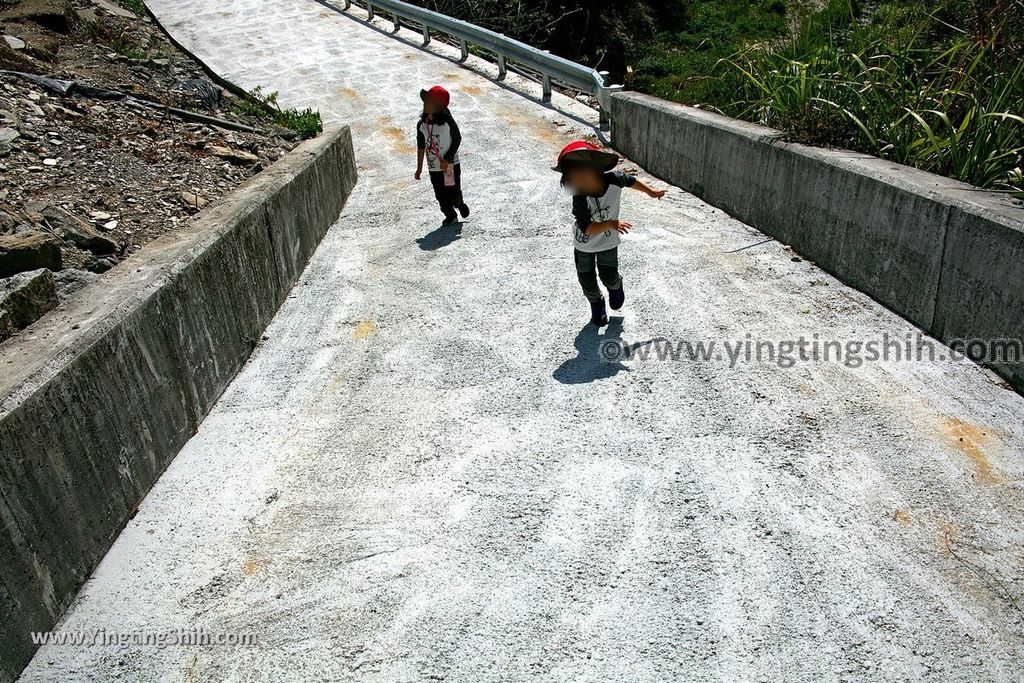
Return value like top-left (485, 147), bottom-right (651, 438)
top-left (417, 115), bottom-right (461, 173)
top-left (572, 174), bottom-right (634, 254)
top-left (425, 124), bottom-right (444, 166)
top-left (574, 197), bottom-right (617, 244)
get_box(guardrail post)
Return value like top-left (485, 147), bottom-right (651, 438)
top-left (366, 2), bottom-right (375, 20)
top-left (459, 38), bottom-right (469, 62)
top-left (496, 53), bottom-right (507, 80)
top-left (596, 83), bottom-right (623, 132)
top-left (422, 24), bottom-right (430, 45)
top-left (542, 74), bottom-right (552, 102)
top-left (392, 12), bottom-right (401, 32)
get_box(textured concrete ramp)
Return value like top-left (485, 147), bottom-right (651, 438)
top-left (22, 1), bottom-right (1024, 681)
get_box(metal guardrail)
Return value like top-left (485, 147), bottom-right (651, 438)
top-left (331, 0), bottom-right (623, 129)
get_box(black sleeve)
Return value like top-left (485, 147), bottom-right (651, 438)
top-left (572, 195), bottom-right (592, 231)
top-left (444, 116), bottom-right (462, 162)
top-left (608, 171), bottom-right (636, 188)
top-left (416, 123), bottom-right (426, 150)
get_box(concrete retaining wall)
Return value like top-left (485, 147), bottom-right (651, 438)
top-left (0, 125), bottom-right (357, 681)
top-left (611, 91), bottom-right (1024, 391)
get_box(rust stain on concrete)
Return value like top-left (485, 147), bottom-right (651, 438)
top-left (893, 509), bottom-right (913, 526)
top-left (944, 417), bottom-right (1004, 484)
top-left (354, 320), bottom-right (377, 340)
top-left (336, 86), bottom-right (360, 99)
top-left (381, 126), bottom-right (415, 154)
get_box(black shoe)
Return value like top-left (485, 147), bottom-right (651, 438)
top-left (590, 298), bottom-right (608, 327)
top-left (442, 214), bottom-right (459, 226)
top-left (609, 286), bottom-right (625, 310)
top-left (459, 203), bottom-right (470, 219)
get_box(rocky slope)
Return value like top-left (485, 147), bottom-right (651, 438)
top-left (0, 0), bottom-right (303, 342)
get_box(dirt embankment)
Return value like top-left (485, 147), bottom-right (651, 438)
top-left (0, 0), bottom-right (306, 342)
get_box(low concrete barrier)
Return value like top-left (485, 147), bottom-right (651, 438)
top-left (0, 125), bottom-right (357, 681)
top-left (611, 91), bottom-right (1024, 391)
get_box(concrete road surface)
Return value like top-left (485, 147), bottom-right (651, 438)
top-left (22, 0), bottom-right (1024, 681)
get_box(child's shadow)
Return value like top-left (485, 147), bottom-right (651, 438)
top-left (553, 318), bottom-right (628, 384)
top-left (417, 222), bottom-right (463, 251)
top-left (553, 319), bottom-right (666, 385)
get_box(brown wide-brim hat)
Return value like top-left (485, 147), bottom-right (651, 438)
top-left (552, 140), bottom-right (620, 173)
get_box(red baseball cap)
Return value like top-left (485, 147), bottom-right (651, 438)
top-left (420, 85), bottom-right (451, 108)
top-left (553, 140), bottom-right (620, 172)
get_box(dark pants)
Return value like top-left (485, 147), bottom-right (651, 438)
top-left (429, 164), bottom-right (464, 221)
top-left (574, 247), bottom-right (622, 301)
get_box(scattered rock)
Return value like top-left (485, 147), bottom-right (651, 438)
top-left (24, 199), bottom-right (50, 215)
top-left (91, 0), bottom-right (137, 20)
top-left (179, 191), bottom-right (208, 210)
top-left (208, 145), bottom-right (259, 166)
top-left (41, 206), bottom-right (118, 255)
top-left (0, 0), bottom-right (299, 308)
top-left (0, 231), bottom-right (62, 277)
top-left (0, 36), bottom-right (43, 73)
top-left (75, 7), bottom-right (99, 23)
top-left (52, 267), bottom-right (99, 300)
top-left (85, 256), bottom-right (116, 273)
top-left (0, 268), bottom-right (59, 340)
top-left (0, 210), bottom-right (17, 234)
top-left (3, 35), bottom-right (27, 51)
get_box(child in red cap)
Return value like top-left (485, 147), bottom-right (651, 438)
top-left (415, 85), bottom-right (470, 226)
top-left (554, 141), bottom-right (666, 326)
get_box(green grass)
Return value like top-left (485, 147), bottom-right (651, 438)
top-left (233, 87), bottom-right (323, 140)
top-left (709, 0), bottom-right (1024, 194)
top-left (110, 36), bottom-right (147, 60)
top-left (624, 0), bottom-right (1022, 195)
top-left (629, 0), bottom-right (790, 104)
top-left (119, 0), bottom-right (146, 15)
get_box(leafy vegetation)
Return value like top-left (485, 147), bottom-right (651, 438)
top-left (232, 86), bottom-right (323, 140)
top-left (109, 37), bottom-right (146, 59)
top-left (119, 0), bottom-right (146, 15)
top-left (715, 0), bottom-right (1024, 194)
top-left (411, 0), bottom-right (690, 76)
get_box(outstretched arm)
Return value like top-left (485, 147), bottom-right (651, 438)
top-left (631, 178), bottom-right (666, 199)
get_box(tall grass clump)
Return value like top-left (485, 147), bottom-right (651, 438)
top-left (717, 0), bottom-right (1024, 195)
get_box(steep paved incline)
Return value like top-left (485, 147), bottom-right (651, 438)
top-left (22, 1), bottom-right (1024, 681)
